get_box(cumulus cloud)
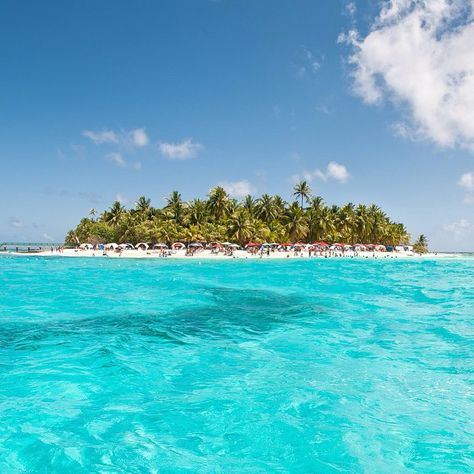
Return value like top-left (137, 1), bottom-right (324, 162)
top-left (106, 152), bottom-right (126, 167)
top-left (295, 161), bottom-right (350, 184)
top-left (82, 129), bottom-right (118, 144)
top-left (159, 139), bottom-right (203, 160)
top-left (220, 180), bottom-right (255, 198)
top-left (443, 219), bottom-right (473, 238)
top-left (340, 0), bottom-right (474, 151)
top-left (130, 128), bottom-right (149, 147)
top-left (326, 161), bottom-right (350, 183)
top-left (42, 233), bottom-right (55, 242)
top-left (459, 172), bottom-right (474, 190)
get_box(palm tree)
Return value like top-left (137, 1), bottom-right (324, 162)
top-left (188, 199), bottom-right (208, 226)
top-left (255, 193), bottom-right (276, 223)
top-left (89, 208), bottom-right (97, 218)
top-left (207, 186), bottom-right (230, 221)
top-left (104, 201), bottom-right (125, 227)
top-left (293, 180), bottom-right (312, 209)
top-left (228, 209), bottom-right (253, 245)
top-left (354, 204), bottom-right (369, 243)
top-left (284, 202), bottom-right (308, 241)
top-left (413, 234), bottom-right (428, 254)
top-left (165, 191), bottom-right (185, 224)
top-left (135, 196), bottom-right (151, 214)
top-left (337, 203), bottom-right (356, 243)
top-left (272, 195), bottom-right (287, 220)
top-left (242, 195), bottom-right (256, 218)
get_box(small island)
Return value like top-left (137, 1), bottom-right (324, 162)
top-left (62, 182), bottom-right (429, 258)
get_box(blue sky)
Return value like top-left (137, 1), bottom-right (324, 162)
top-left (1, 0), bottom-right (474, 251)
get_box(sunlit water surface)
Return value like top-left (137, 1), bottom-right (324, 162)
top-left (0, 256), bottom-right (473, 473)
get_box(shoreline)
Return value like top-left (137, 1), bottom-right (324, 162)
top-left (2, 248), bottom-right (453, 260)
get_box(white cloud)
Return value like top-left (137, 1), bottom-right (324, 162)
top-left (443, 219), bottom-right (473, 238)
top-left (303, 47), bottom-right (321, 74)
top-left (326, 161), bottom-right (350, 183)
top-left (133, 161), bottom-right (142, 170)
top-left (106, 152), bottom-right (126, 167)
top-left (458, 172), bottom-right (474, 190)
top-left (458, 172), bottom-right (474, 202)
top-left (220, 180), bottom-right (255, 198)
top-left (341, 0), bottom-right (474, 151)
top-left (345, 1), bottom-right (357, 18)
top-left (83, 129), bottom-right (118, 144)
top-left (294, 46), bottom-right (323, 78)
top-left (83, 127), bottom-right (150, 149)
top-left (9, 217), bottom-right (24, 228)
top-left (130, 128), bottom-right (149, 147)
top-left (296, 161), bottom-right (350, 184)
top-left (159, 139), bottom-right (203, 160)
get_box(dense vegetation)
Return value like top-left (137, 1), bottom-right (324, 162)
top-left (65, 181), bottom-right (411, 246)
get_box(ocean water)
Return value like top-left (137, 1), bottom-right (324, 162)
top-left (0, 256), bottom-right (473, 473)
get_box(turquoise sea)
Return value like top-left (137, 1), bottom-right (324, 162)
top-left (0, 255), bottom-right (473, 473)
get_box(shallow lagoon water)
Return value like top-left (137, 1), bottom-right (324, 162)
top-left (0, 255), bottom-right (473, 472)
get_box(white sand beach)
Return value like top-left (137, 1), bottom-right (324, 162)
top-left (8, 247), bottom-right (446, 260)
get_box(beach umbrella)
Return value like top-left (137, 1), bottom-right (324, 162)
top-left (189, 242), bottom-right (203, 248)
top-left (135, 242), bottom-right (148, 250)
top-left (153, 243), bottom-right (168, 249)
top-left (245, 242), bottom-right (260, 248)
top-left (172, 242), bottom-right (185, 249)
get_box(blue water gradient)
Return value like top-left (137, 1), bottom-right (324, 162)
top-left (0, 256), bottom-right (473, 472)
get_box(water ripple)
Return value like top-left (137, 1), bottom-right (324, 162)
top-left (0, 256), bottom-right (473, 472)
